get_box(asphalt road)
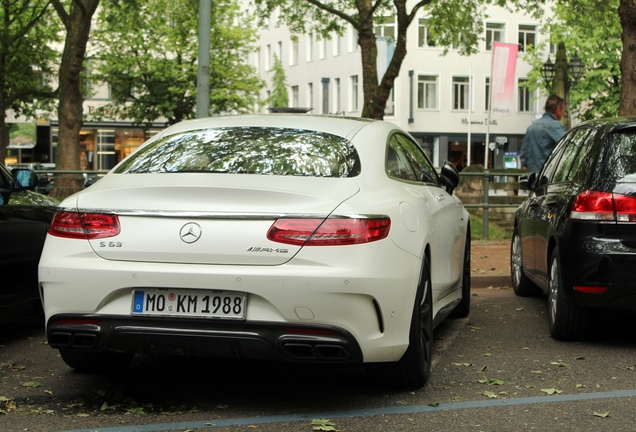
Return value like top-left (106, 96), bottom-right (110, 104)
top-left (1, 287), bottom-right (635, 432)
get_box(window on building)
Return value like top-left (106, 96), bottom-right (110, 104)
top-left (291, 85), bottom-right (299, 107)
top-left (374, 15), bottom-right (396, 40)
top-left (349, 25), bottom-right (359, 52)
top-left (255, 49), bottom-right (260, 73)
top-left (518, 78), bottom-right (535, 112)
top-left (277, 41), bottom-right (283, 62)
top-left (333, 33), bottom-right (341, 56)
top-left (308, 82), bottom-right (314, 110)
top-left (418, 18), bottom-right (436, 48)
top-left (307, 33), bottom-right (314, 62)
top-left (485, 77), bottom-right (490, 111)
top-left (319, 37), bottom-right (327, 59)
top-left (452, 76), bottom-right (470, 111)
top-left (486, 22), bottom-right (505, 51)
top-left (518, 25), bottom-right (537, 52)
top-left (265, 44), bottom-right (271, 71)
top-left (350, 75), bottom-right (359, 111)
top-left (417, 75), bottom-right (438, 109)
top-left (290, 37), bottom-right (299, 66)
top-left (322, 79), bottom-right (329, 114)
top-left (334, 77), bottom-right (341, 114)
top-left (266, 90), bottom-right (271, 107)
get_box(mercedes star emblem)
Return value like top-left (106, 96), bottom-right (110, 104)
top-left (179, 222), bottom-right (202, 244)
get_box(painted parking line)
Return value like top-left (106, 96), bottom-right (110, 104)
top-left (63, 389), bottom-right (636, 432)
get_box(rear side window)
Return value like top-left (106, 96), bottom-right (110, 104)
top-left (115, 127), bottom-right (361, 178)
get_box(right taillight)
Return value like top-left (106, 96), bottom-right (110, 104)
top-left (570, 190), bottom-right (636, 222)
top-left (48, 211), bottom-right (120, 239)
top-left (267, 217), bottom-right (391, 246)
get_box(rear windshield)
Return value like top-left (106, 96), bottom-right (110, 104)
top-left (606, 130), bottom-right (636, 182)
top-left (115, 127), bottom-right (361, 178)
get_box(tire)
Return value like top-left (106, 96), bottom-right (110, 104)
top-left (548, 247), bottom-right (589, 341)
top-left (450, 231), bottom-right (471, 318)
top-left (59, 349), bottom-right (134, 373)
top-left (368, 258), bottom-right (433, 389)
top-left (511, 227), bottom-right (542, 297)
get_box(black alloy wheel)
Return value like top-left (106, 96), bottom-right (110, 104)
top-left (547, 247), bottom-right (589, 341)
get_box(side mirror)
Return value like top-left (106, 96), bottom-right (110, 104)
top-left (439, 160), bottom-right (460, 194)
top-left (11, 168), bottom-right (39, 190)
top-left (519, 172), bottom-right (537, 191)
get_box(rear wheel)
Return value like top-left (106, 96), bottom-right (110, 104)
top-left (548, 247), bottom-right (589, 341)
top-left (450, 231), bottom-right (471, 318)
top-left (368, 258), bottom-right (433, 389)
top-left (511, 227), bottom-right (542, 297)
top-left (59, 349), bottom-right (134, 373)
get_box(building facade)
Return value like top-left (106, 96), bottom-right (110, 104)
top-left (249, 4), bottom-right (556, 170)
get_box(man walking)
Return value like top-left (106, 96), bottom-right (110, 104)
top-left (520, 95), bottom-right (566, 174)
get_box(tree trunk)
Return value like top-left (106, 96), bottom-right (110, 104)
top-left (360, 0), bottom-right (414, 120)
top-left (620, 0), bottom-right (636, 116)
top-left (50, 0), bottom-right (99, 199)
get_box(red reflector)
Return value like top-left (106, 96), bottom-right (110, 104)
top-left (283, 327), bottom-right (339, 336)
top-left (573, 285), bottom-right (608, 294)
top-left (49, 211), bottom-right (120, 239)
top-left (54, 318), bottom-right (100, 325)
top-left (267, 217), bottom-right (391, 246)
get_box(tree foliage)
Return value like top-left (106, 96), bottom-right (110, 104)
top-left (91, 0), bottom-right (263, 126)
top-left (269, 54), bottom-right (289, 108)
top-left (0, 0), bottom-right (60, 163)
top-left (521, 0), bottom-right (622, 121)
top-left (251, 0), bottom-right (544, 120)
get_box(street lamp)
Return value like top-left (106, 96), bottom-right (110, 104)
top-left (541, 42), bottom-right (584, 129)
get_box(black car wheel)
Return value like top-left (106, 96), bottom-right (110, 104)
top-left (59, 349), bottom-right (134, 373)
top-left (368, 257), bottom-right (433, 389)
top-left (511, 227), bottom-right (542, 297)
top-left (548, 247), bottom-right (589, 341)
top-left (450, 231), bottom-right (471, 318)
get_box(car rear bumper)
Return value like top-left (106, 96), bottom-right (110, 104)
top-left (46, 314), bottom-right (364, 363)
top-left (562, 235), bottom-right (636, 309)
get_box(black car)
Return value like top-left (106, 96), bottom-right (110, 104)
top-left (511, 117), bottom-right (636, 340)
top-left (0, 163), bottom-right (58, 324)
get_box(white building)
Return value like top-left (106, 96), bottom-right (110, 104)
top-left (249, 4), bottom-right (555, 170)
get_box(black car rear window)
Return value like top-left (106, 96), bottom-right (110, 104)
top-left (605, 129), bottom-right (636, 182)
top-left (115, 127), bottom-right (361, 178)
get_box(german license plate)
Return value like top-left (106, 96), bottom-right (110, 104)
top-left (131, 289), bottom-right (246, 319)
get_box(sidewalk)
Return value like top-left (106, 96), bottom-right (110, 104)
top-left (470, 240), bottom-right (511, 289)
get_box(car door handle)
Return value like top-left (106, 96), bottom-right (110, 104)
top-left (434, 194), bottom-right (445, 202)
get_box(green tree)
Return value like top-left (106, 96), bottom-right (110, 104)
top-left (50, 0), bottom-right (100, 198)
top-left (522, 0), bottom-right (621, 121)
top-left (269, 54), bottom-right (289, 108)
top-left (91, 0), bottom-right (263, 126)
top-left (252, 0), bottom-right (544, 120)
top-left (0, 0), bottom-right (59, 164)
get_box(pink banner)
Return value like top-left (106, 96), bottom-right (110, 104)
top-left (490, 42), bottom-right (518, 115)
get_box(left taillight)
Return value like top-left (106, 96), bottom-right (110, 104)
top-left (267, 217), bottom-right (391, 246)
top-left (48, 211), bottom-right (120, 239)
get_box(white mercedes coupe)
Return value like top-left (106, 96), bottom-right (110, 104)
top-left (39, 114), bottom-right (470, 388)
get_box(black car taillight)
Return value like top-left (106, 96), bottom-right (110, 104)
top-left (48, 211), bottom-right (120, 239)
top-left (570, 190), bottom-right (636, 222)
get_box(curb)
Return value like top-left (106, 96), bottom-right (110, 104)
top-left (471, 275), bottom-right (511, 289)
